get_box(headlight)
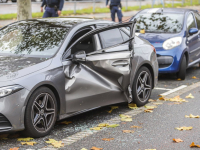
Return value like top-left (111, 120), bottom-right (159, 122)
top-left (0, 85), bottom-right (23, 98)
top-left (163, 37), bottom-right (182, 50)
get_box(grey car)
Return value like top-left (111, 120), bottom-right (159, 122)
top-left (0, 18), bottom-right (158, 137)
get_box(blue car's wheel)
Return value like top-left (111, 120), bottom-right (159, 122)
top-left (177, 55), bottom-right (186, 80)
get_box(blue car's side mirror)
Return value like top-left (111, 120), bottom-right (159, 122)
top-left (189, 28), bottom-right (198, 35)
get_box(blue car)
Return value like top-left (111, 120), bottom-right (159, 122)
top-left (131, 8), bottom-right (200, 80)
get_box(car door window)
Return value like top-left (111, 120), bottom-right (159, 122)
top-left (120, 27), bottom-right (130, 41)
top-left (99, 28), bottom-right (124, 49)
top-left (187, 13), bottom-right (196, 32)
top-left (194, 12), bottom-right (200, 30)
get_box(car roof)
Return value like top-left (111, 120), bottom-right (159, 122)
top-left (139, 8), bottom-right (198, 14)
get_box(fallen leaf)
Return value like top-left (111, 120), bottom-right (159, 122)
top-left (122, 130), bottom-right (134, 133)
top-left (90, 127), bottom-right (103, 130)
top-left (144, 109), bottom-right (153, 113)
top-left (107, 106), bottom-right (118, 113)
top-left (190, 142), bottom-right (200, 148)
top-left (185, 93), bottom-right (194, 99)
top-left (107, 124), bottom-right (119, 128)
top-left (17, 137), bottom-right (34, 142)
top-left (0, 137), bottom-right (8, 140)
top-left (119, 114), bottom-right (131, 118)
top-left (9, 148), bottom-right (19, 150)
top-left (173, 138), bottom-right (183, 143)
top-left (159, 96), bottom-right (165, 100)
top-left (119, 114), bottom-right (132, 122)
top-left (45, 139), bottom-right (64, 148)
top-left (0, 134), bottom-right (9, 139)
top-left (175, 126), bottom-right (193, 131)
top-left (121, 118), bottom-right (132, 122)
top-left (149, 99), bottom-right (157, 102)
top-left (144, 105), bottom-right (157, 109)
top-left (91, 146), bottom-right (103, 150)
top-left (21, 142), bottom-right (37, 146)
top-left (130, 125), bottom-right (142, 128)
top-left (162, 95), bottom-right (188, 103)
top-left (60, 121), bottom-right (72, 125)
top-left (102, 138), bottom-right (114, 141)
top-left (192, 76), bottom-right (198, 79)
top-left (98, 123), bottom-right (109, 127)
top-left (153, 102), bottom-right (162, 105)
top-left (185, 114), bottom-right (200, 118)
top-left (128, 103), bottom-right (138, 109)
top-left (177, 78), bottom-right (182, 81)
top-left (81, 148), bottom-right (88, 150)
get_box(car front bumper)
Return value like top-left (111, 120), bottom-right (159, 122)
top-left (0, 88), bottom-right (29, 133)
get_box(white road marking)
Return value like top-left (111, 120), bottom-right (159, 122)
top-left (159, 85), bottom-right (187, 96)
top-left (154, 87), bottom-right (172, 91)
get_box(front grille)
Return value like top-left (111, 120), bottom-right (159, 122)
top-left (0, 113), bottom-right (12, 131)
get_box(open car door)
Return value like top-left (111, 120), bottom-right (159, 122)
top-left (62, 20), bottom-right (137, 114)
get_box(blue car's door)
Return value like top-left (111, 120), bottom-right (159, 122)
top-left (186, 13), bottom-right (200, 63)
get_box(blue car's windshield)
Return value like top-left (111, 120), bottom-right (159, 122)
top-left (133, 13), bottom-right (184, 33)
top-left (0, 21), bottom-right (68, 57)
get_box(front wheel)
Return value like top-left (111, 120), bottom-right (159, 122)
top-left (24, 87), bottom-right (57, 138)
top-left (177, 55), bottom-right (186, 80)
top-left (132, 66), bottom-right (152, 107)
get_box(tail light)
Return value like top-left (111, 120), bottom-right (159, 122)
top-left (151, 45), bottom-right (156, 53)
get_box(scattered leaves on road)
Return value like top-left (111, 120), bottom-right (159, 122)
top-left (173, 138), bottom-right (183, 143)
top-left (190, 142), bottom-right (200, 148)
top-left (9, 148), bottom-right (19, 150)
top-left (130, 125), bottom-right (142, 128)
top-left (144, 109), bottom-right (153, 113)
top-left (122, 130), bottom-right (134, 133)
top-left (81, 148), bottom-right (88, 150)
top-left (60, 121), bottom-right (72, 125)
top-left (98, 123), bottom-right (109, 127)
top-left (91, 146), bottom-right (103, 150)
top-left (107, 106), bottom-right (118, 113)
top-left (149, 99), bottom-right (157, 102)
top-left (185, 93), bottom-right (194, 99)
top-left (192, 76), bottom-right (198, 79)
top-left (102, 138), bottom-right (114, 141)
top-left (159, 95), bottom-right (188, 103)
top-left (90, 127), bottom-right (103, 130)
top-left (177, 78), bottom-right (182, 81)
top-left (128, 103), bottom-right (138, 109)
top-left (46, 139), bottom-right (64, 148)
top-left (107, 124), bottom-right (120, 128)
top-left (185, 114), bottom-right (200, 118)
top-left (175, 126), bottom-right (193, 131)
top-left (17, 137), bottom-right (34, 142)
top-left (119, 114), bottom-right (132, 122)
top-left (145, 105), bottom-right (157, 109)
top-left (21, 142), bottom-right (37, 146)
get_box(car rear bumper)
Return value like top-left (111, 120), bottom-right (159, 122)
top-left (0, 88), bottom-right (29, 133)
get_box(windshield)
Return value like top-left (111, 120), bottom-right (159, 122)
top-left (134, 13), bottom-right (184, 33)
top-left (0, 21), bottom-right (68, 57)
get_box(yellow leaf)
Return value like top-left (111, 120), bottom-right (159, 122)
top-left (102, 138), bottom-right (114, 141)
top-left (45, 139), bottom-right (57, 143)
top-left (128, 103), bottom-right (138, 109)
top-left (167, 96), bottom-right (188, 103)
top-left (97, 123), bottom-right (109, 127)
top-left (190, 142), bottom-right (200, 148)
top-left (121, 118), bottom-right (132, 122)
top-left (122, 130), bottom-right (134, 133)
top-left (144, 109), bottom-right (153, 113)
top-left (173, 138), bottom-right (183, 143)
top-left (81, 148), bottom-right (88, 150)
top-left (144, 105), bottom-right (157, 109)
top-left (21, 142), bottom-right (37, 146)
top-left (175, 126), bottom-right (193, 131)
top-left (9, 148), bottom-right (19, 150)
top-left (159, 96), bottom-right (165, 100)
top-left (153, 102), bottom-right (162, 105)
top-left (119, 114), bottom-right (132, 122)
top-left (90, 146), bottom-right (103, 150)
top-left (140, 29), bottom-right (145, 34)
top-left (177, 78), bottom-right (182, 81)
top-left (90, 127), bottom-right (103, 130)
top-left (107, 106), bottom-right (118, 113)
top-left (61, 121), bottom-right (72, 125)
top-left (17, 137), bottom-right (34, 142)
top-left (185, 93), bottom-right (194, 99)
top-left (149, 99), bottom-right (157, 102)
top-left (185, 114), bottom-right (200, 118)
top-left (107, 124), bottom-right (119, 128)
top-left (130, 125), bottom-right (142, 128)
top-left (45, 139), bottom-right (64, 148)
top-left (192, 76), bottom-right (197, 79)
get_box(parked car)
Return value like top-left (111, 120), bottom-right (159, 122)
top-left (0, 18), bottom-right (158, 137)
top-left (0, 0), bottom-right (8, 3)
top-left (131, 8), bottom-right (200, 80)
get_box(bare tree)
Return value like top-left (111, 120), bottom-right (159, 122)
top-left (17, 0), bottom-right (32, 20)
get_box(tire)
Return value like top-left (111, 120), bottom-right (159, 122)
top-left (24, 87), bottom-right (57, 138)
top-left (132, 66), bottom-right (152, 107)
top-left (177, 55), bottom-right (186, 80)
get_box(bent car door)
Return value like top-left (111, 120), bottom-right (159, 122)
top-left (63, 21), bottom-right (136, 114)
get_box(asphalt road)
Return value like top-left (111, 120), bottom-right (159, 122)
top-left (0, 65), bottom-right (200, 150)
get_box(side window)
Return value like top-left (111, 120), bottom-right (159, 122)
top-left (187, 13), bottom-right (196, 31)
top-left (99, 28), bottom-right (124, 49)
top-left (120, 27), bottom-right (130, 41)
top-left (194, 13), bottom-right (200, 29)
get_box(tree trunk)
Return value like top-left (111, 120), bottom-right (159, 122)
top-left (17, 0), bottom-right (32, 20)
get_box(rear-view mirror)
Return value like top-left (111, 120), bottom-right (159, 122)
top-left (73, 51), bottom-right (86, 61)
top-left (189, 28), bottom-right (198, 35)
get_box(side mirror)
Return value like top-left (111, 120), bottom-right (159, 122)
top-left (189, 28), bottom-right (198, 35)
top-left (73, 51), bottom-right (86, 61)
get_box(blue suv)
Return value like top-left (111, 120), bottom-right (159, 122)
top-left (131, 8), bottom-right (200, 80)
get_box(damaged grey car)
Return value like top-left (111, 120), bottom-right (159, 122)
top-left (0, 18), bottom-right (158, 137)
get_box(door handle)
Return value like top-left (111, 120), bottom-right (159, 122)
top-left (112, 60), bottom-right (129, 67)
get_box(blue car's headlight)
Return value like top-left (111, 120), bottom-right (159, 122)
top-left (163, 37), bottom-right (182, 50)
top-left (0, 85), bottom-right (23, 98)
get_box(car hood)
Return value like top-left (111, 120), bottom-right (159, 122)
top-left (0, 55), bottom-right (52, 82)
top-left (136, 32), bottom-right (181, 49)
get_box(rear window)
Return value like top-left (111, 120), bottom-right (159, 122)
top-left (133, 13), bottom-right (184, 33)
